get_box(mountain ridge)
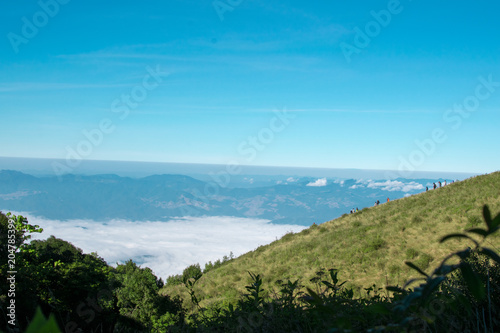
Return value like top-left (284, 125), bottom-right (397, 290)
top-left (0, 170), bottom-right (436, 225)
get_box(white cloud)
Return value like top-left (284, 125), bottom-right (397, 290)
top-left (286, 177), bottom-right (298, 182)
top-left (306, 178), bottom-right (327, 187)
top-left (19, 214), bottom-right (305, 280)
top-left (349, 184), bottom-right (363, 189)
top-left (366, 180), bottom-right (424, 192)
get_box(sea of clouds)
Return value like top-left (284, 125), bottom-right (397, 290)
top-left (17, 213), bottom-right (305, 280)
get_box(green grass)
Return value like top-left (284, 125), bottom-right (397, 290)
top-left (161, 172), bottom-right (500, 308)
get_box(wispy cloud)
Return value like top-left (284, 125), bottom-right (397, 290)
top-left (23, 214), bottom-right (305, 279)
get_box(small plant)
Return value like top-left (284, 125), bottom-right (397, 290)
top-left (387, 205), bottom-right (500, 331)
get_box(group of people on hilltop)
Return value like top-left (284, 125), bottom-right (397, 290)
top-left (349, 178), bottom-right (460, 215)
top-left (426, 179), bottom-right (457, 191)
top-left (350, 197), bottom-right (390, 213)
top-left (373, 198), bottom-right (390, 207)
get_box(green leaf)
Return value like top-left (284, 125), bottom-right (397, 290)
top-left (460, 262), bottom-right (485, 300)
top-left (466, 228), bottom-right (488, 238)
top-left (403, 277), bottom-right (426, 289)
top-left (405, 261), bottom-right (429, 277)
top-left (386, 286), bottom-right (404, 293)
top-left (491, 212), bottom-right (500, 232)
top-left (483, 205), bottom-right (492, 231)
top-left (421, 276), bottom-right (446, 300)
top-left (479, 247), bottom-right (500, 265)
top-left (304, 287), bottom-right (323, 306)
top-left (322, 281), bottom-right (334, 289)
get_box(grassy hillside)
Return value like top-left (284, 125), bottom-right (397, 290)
top-left (162, 172), bottom-right (500, 309)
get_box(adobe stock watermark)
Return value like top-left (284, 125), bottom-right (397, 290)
top-left (7, 0), bottom-right (71, 54)
top-left (386, 74), bottom-right (499, 179)
top-left (178, 108), bottom-right (295, 217)
top-left (340, 0), bottom-right (410, 63)
top-left (212, 0), bottom-right (244, 21)
top-left (6, 217), bottom-right (17, 328)
top-left (51, 65), bottom-right (166, 178)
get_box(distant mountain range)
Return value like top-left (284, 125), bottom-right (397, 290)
top-left (0, 170), bottom-right (450, 225)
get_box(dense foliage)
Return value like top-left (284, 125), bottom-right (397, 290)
top-left (0, 213), bottom-right (184, 333)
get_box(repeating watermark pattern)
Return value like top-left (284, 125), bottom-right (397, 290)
top-left (212, 0), bottom-right (244, 21)
top-left (51, 65), bottom-right (166, 179)
top-left (237, 303), bottom-right (274, 333)
top-left (386, 74), bottom-right (499, 179)
top-left (340, 0), bottom-right (409, 63)
top-left (179, 108), bottom-right (295, 216)
top-left (6, 217), bottom-right (17, 327)
top-left (64, 287), bottom-right (114, 333)
top-left (7, 0), bottom-right (72, 54)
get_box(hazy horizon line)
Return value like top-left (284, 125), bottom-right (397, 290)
top-left (0, 155), bottom-right (482, 180)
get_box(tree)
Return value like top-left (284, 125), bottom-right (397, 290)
top-left (114, 260), bottom-right (184, 332)
top-left (182, 263), bottom-right (202, 283)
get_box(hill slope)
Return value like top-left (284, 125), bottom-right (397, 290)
top-left (162, 172), bottom-right (500, 306)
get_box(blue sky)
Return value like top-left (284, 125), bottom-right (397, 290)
top-left (1, 0), bottom-right (499, 174)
